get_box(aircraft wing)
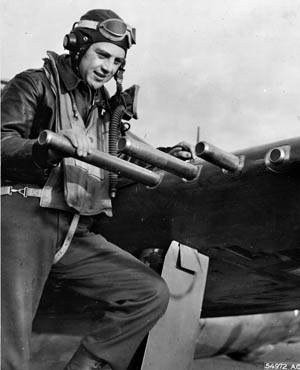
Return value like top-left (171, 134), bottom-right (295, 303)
top-left (96, 136), bottom-right (300, 317)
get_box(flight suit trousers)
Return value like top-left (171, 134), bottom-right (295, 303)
top-left (1, 193), bottom-right (170, 370)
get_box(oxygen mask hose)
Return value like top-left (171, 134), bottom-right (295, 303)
top-left (109, 105), bottom-right (125, 198)
top-left (108, 84), bottom-right (139, 198)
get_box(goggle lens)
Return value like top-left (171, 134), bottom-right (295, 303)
top-left (101, 19), bottom-right (128, 37)
top-left (100, 19), bottom-right (136, 47)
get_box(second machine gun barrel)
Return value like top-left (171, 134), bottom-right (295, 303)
top-left (38, 130), bottom-right (161, 187)
top-left (118, 137), bottom-right (199, 180)
top-left (196, 141), bottom-right (242, 172)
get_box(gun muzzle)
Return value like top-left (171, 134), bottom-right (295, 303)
top-left (38, 130), bottom-right (161, 187)
top-left (118, 137), bottom-right (199, 181)
top-left (196, 141), bottom-right (241, 172)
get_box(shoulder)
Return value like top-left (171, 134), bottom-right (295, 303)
top-left (4, 68), bottom-right (52, 100)
top-left (14, 68), bottom-right (48, 89)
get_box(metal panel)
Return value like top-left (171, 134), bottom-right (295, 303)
top-left (141, 241), bottom-right (209, 370)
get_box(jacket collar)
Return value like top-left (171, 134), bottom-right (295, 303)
top-left (56, 54), bottom-right (84, 92)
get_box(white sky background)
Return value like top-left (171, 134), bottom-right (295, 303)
top-left (1, 0), bottom-right (300, 150)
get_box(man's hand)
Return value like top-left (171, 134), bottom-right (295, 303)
top-left (48, 127), bottom-right (91, 162)
top-left (168, 141), bottom-right (196, 160)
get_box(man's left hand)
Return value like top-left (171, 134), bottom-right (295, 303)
top-left (168, 141), bottom-right (196, 160)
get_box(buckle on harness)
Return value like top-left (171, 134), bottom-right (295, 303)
top-left (8, 186), bottom-right (28, 197)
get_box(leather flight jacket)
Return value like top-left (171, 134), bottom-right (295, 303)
top-left (1, 53), bottom-right (109, 187)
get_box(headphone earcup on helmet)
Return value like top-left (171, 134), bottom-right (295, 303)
top-left (63, 32), bottom-right (78, 52)
top-left (63, 29), bottom-right (91, 52)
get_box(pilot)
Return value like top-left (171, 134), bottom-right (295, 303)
top-left (1, 8), bottom-right (195, 370)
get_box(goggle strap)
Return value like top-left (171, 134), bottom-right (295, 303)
top-left (76, 20), bottom-right (100, 30)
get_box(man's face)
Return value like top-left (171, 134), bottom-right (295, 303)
top-left (79, 42), bottom-right (126, 89)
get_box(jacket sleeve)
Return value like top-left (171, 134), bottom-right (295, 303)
top-left (1, 71), bottom-right (50, 184)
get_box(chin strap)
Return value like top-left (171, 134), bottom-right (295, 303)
top-left (114, 61), bottom-right (126, 95)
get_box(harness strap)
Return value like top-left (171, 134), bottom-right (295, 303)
top-left (53, 213), bottom-right (80, 264)
top-left (1, 186), bottom-right (43, 198)
top-left (1, 186), bottom-right (80, 264)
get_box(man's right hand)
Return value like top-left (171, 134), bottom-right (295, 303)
top-left (48, 127), bottom-right (92, 160)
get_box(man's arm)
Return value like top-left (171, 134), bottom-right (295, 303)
top-left (1, 71), bottom-right (51, 184)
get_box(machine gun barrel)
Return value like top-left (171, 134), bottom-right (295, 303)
top-left (38, 130), bottom-right (161, 187)
top-left (196, 141), bottom-right (241, 172)
top-left (118, 137), bottom-right (199, 180)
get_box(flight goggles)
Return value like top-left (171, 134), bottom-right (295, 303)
top-left (76, 18), bottom-right (136, 48)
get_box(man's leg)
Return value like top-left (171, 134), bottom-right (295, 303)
top-left (52, 227), bottom-right (170, 370)
top-left (1, 195), bottom-right (68, 370)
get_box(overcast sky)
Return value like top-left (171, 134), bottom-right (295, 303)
top-left (1, 0), bottom-right (300, 150)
